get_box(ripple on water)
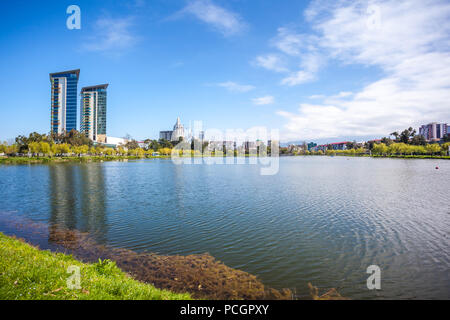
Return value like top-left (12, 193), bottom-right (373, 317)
top-left (0, 157), bottom-right (449, 299)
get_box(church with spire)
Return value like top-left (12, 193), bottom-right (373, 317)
top-left (159, 117), bottom-right (185, 142)
top-left (171, 117), bottom-right (185, 141)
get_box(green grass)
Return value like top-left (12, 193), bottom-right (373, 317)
top-left (0, 156), bottom-right (150, 164)
top-left (0, 154), bottom-right (266, 165)
top-left (0, 232), bottom-right (191, 300)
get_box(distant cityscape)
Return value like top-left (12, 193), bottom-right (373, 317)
top-left (48, 69), bottom-right (449, 153)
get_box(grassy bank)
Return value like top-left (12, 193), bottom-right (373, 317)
top-left (2, 153), bottom-right (448, 165)
top-left (370, 154), bottom-right (450, 159)
top-left (0, 232), bottom-right (190, 300)
top-left (0, 155), bottom-right (169, 164)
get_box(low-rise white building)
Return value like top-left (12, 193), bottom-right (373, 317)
top-left (105, 136), bottom-right (128, 147)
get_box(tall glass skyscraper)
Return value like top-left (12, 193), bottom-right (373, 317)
top-left (49, 69), bottom-right (80, 134)
top-left (80, 84), bottom-right (108, 143)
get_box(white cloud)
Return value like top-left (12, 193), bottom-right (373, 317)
top-left (216, 81), bottom-right (255, 92)
top-left (271, 27), bottom-right (316, 56)
top-left (277, 0), bottom-right (450, 141)
top-left (252, 96), bottom-right (275, 105)
top-left (308, 94), bottom-right (325, 99)
top-left (255, 27), bottom-right (324, 85)
top-left (179, 0), bottom-right (246, 36)
top-left (254, 54), bottom-right (287, 72)
top-left (82, 17), bottom-right (138, 53)
top-left (281, 53), bottom-right (323, 86)
top-left (308, 92), bottom-right (352, 101)
top-left (281, 70), bottom-right (315, 86)
top-left (335, 91), bottom-right (352, 98)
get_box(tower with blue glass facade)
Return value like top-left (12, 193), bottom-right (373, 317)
top-left (80, 84), bottom-right (108, 143)
top-left (49, 69), bottom-right (80, 134)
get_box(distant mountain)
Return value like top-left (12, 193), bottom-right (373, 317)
top-left (280, 141), bottom-right (306, 147)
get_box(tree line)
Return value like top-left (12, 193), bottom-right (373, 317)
top-left (0, 130), bottom-right (175, 157)
top-left (285, 127), bottom-right (450, 156)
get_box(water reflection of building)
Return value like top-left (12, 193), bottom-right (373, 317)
top-left (79, 164), bottom-right (107, 242)
top-left (49, 165), bottom-right (77, 230)
top-left (48, 164), bottom-right (107, 244)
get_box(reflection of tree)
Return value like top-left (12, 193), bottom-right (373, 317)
top-left (48, 163), bottom-right (107, 244)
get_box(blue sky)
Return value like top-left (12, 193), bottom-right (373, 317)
top-left (1, 0), bottom-right (449, 143)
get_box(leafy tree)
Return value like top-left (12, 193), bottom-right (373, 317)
top-left (410, 135), bottom-right (426, 146)
top-left (388, 143), bottom-right (409, 155)
top-left (381, 137), bottom-right (393, 146)
top-left (0, 142), bottom-right (6, 154)
top-left (442, 142), bottom-right (450, 155)
top-left (72, 145), bottom-right (82, 156)
top-left (118, 147), bottom-right (126, 156)
top-left (172, 136), bottom-right (184, 147)
top-left (50, 130), bottom-right (91, 146)
top-left (58, 143), bottom-right (71, 155)
top-left (426, 143), bottom-right (441, 155)
top-left (89, 146), bottom-right (97, 155)
top-left (124, 139), bottom-right (140, 150)
top-left (158, 139), bottom-right (173, 149)
top-left (39, 142), bottom-right (50, 155)
top-left (80, 145), bottom-right (89, 155)
top-left (346, 141), bottom-right (357, 149)
top-left (104, 148), bottom-right (115, 156)
top-left (399, 127), bottom-right (416, 144)
top-left (15, 132), bottom-right (50, 153)
top-left (202, 141), bottom-right (209, 153)
top-left (136, 148), bottom-right (145, 157)
top-left (159, 147), bottom-right (172, 156)
top-left (28, 142), bottom-right (40, 155)
top-left (51, 144), bottom-right (59, 156)
top-left (390, 131), bottom-right (399, 142)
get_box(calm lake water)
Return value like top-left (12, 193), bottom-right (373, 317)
top-left (0, 157), bottom-right (449, 299)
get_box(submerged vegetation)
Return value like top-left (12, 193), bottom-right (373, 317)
top-left (0, 213), bottom-right (293, 300)
top-left (0, 232), bottom-right (190, 300)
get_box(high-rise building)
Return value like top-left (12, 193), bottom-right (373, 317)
top-left (419, 122), bottom-right (449, 141)
top-left (159, 117), bottom-right (185, 142)
top-left (49, 69), bottom-right (80, 134)
top-left (171, 117), bottom-right (185, 142)
top-left (159, 131), bottom-right (172, 141)
top-left (80, 84), bottom-right (108, 143)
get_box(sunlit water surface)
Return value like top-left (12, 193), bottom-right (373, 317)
top-left (0, 157), bottom-right (449, 299)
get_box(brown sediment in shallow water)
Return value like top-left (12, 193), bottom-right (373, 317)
top-left (0, 213), bottom-right (292, 299)
top-left (47, 225), bottom-right (293, 299)
top-left (308, 282), bottom-right (349, 300)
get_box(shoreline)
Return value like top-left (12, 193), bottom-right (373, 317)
top-left (0, 231), bottom-right (191, 300)
top-left (0, 213), bottom-right (294, 300)
top-left (1, 153), bottom-right (449, 165)
top-left (0, 232), bottom-right (347, 300)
